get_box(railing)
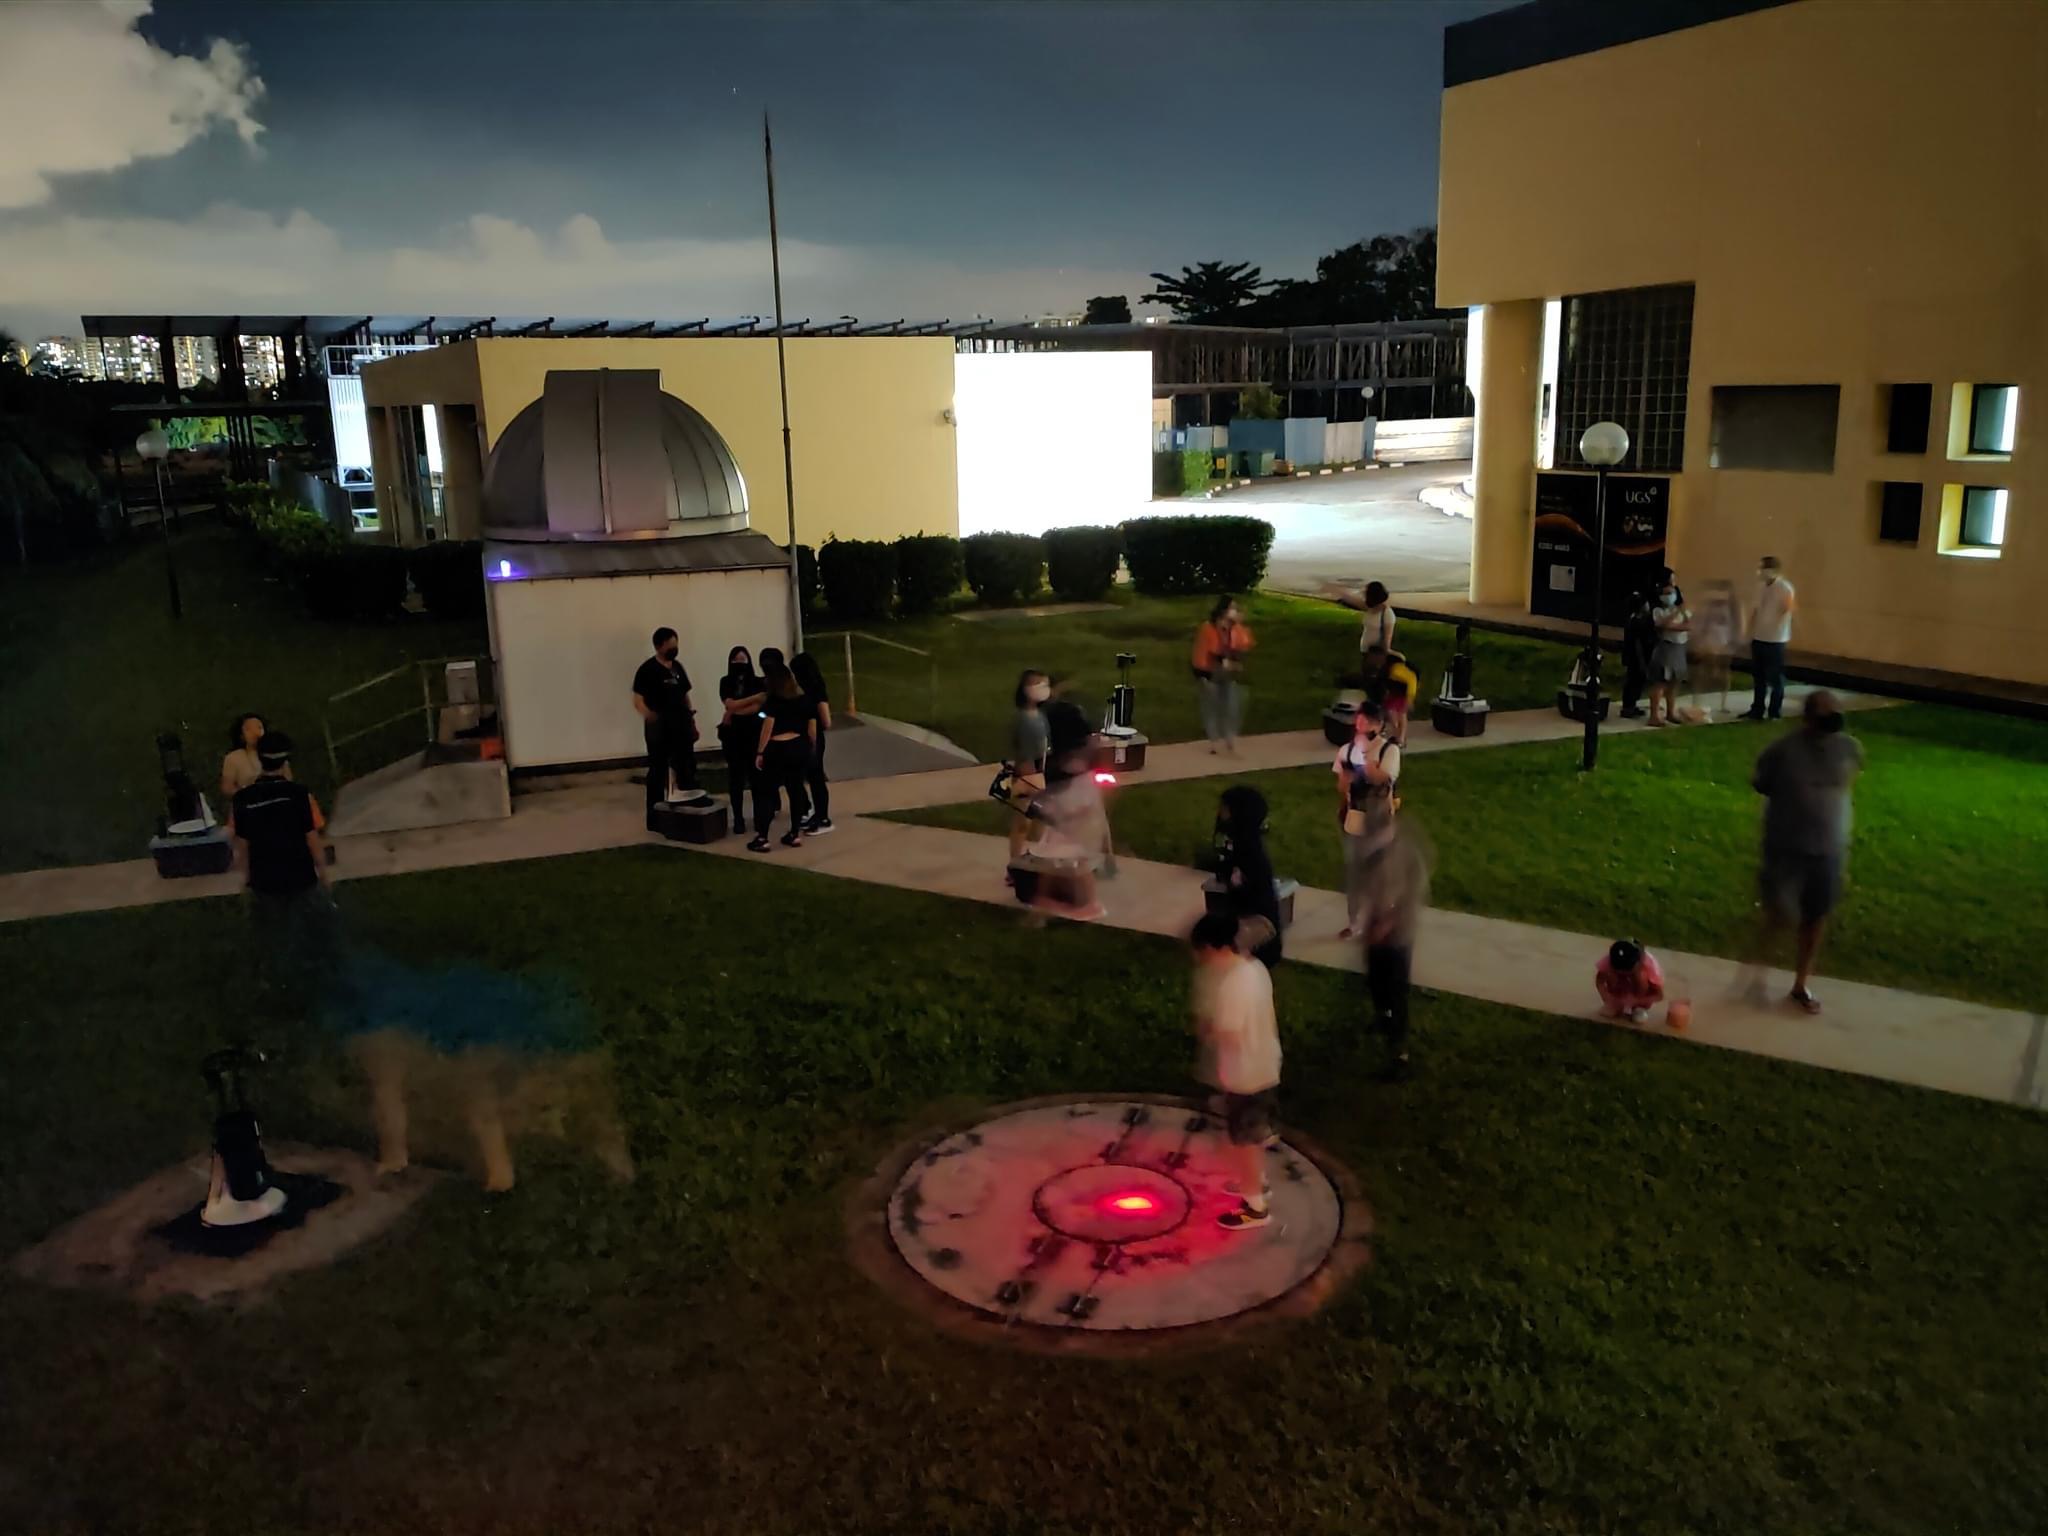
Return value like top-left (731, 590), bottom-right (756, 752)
top-left (322, 654), bottom-right (496, 786)
top-left (807, 630), bottom-right (935, 725)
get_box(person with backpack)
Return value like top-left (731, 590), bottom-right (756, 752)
top-left (1213, 784), bottom-right (1282, 969)
top-left (1334, 701), bottom-right (1400, 940)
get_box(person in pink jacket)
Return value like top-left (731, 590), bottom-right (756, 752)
top-left (1596, 939), bottom-right (1665, 1024)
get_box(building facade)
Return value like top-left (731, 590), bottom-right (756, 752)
top-left (1440, 0), bottom-right (2044, 684)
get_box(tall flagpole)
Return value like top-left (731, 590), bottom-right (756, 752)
top-left (764, 111), bottom-right (804, 651)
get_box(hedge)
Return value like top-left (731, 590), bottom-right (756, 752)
top-left (1043, 525), bottom-right (1123, 601)
top-left (818, 537), bottom-right (897, 620)
top-left (1119, 514), bottom-right (1274, 595)
top-left (962, 532), bottom-right (1044, 605)
top-left (1151, 449), bottom-right (1215, 498)
top-left (296, 542), bottom-right (410, 621)
top-left (892, 533), bottom-right (965, 615)
top-left (409, 539), bottom-right (486, 620)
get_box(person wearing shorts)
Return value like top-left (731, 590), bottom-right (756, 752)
top-left (1748, 690), bottom-right (1862, 1013)
top-left (1189, 912), bottom-right (1281, 1231)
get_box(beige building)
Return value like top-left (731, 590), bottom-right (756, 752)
top-left (1440, 0), bottom-right (2044, 684)
top-left (361, 336), bottom-right (961, 550)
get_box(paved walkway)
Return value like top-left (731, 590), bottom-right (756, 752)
top-left (5, 695), bottom-right (2037, 1113)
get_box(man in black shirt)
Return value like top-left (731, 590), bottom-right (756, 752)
top-left (229, 732), bottom-right (336, 1009)
top-left (633, 626), bottom-right (710, 827)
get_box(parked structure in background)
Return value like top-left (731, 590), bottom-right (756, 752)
top-left (1439, 0), bottom-right (2043, 686)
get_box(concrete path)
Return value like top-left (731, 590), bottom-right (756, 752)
top-left (1228, 462), bottom-right (1475, 597)
top-left (6, 690), bottom-right (2035, 1113)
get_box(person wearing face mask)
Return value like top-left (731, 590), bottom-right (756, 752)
top-left (1334, 701), bottom-right (1400, 940)
top-left (716, 645), bottom-right (766, 831)
top-left (747, 647), bottom-right (814, 853)
top-left (1646, 580), bottom-right (1691, 728)
top-left (632, 626), bottom-right (709, 830)
top-left (1746, 689), bottom-right (1862, 1014)
top-left (1005, 668), bottom-right (1053, 868)
top-left (1744, 555), bottom-right (1797, 720)
top-left (1191, 595), bottom-right (1255, 753)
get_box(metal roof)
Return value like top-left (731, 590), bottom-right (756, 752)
top-left (482, 533), bottom-right (790, 583)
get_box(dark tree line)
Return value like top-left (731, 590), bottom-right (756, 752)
top-left (1091, 228), bottom-right (1451, 328)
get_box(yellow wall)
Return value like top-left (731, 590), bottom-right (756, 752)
top-left (1438, 0), bottom-right (2047, 682)
top-left (368, 336), bottom-right (960, 547)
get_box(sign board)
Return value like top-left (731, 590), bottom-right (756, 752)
top-left (1530, 472), bottom-right (1670, 625)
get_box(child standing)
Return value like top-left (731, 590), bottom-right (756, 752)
top-left (1191, 912), bottom-right (1282, 1231)
top-left (1596, 939), bottom-right (1666, 1023)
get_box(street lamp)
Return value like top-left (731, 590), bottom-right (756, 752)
top-left (1576, 420), bottom-right (1630, 770)
top-left (136, 427), bottom-right (182, 621)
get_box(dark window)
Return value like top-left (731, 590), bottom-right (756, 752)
top-left (1968, 385), bottom-right (2018, 456)
top-left (1708, 385), bottom-right (1839, 472)
top-left (1885, 383), bottom-right (1932, 454)
top-left (1959, 486), bottom-right (2007, 548)
top-left (1877, 481), bottom-right (1922, 543)
top-left (1555, 284), bottom-right (1694, 474)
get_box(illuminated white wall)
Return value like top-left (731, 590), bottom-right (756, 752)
top-left (328, 374), bottom-right (371, 476)
top-left (954, 351), bottom-right (1153, 537)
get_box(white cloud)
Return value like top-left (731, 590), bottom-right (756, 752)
top-left (0, 206), bottom-right (1152, 335)
top-left (0, 0), bottom-right (264, 209)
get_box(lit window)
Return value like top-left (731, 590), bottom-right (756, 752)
top-left (1959, 486), bottom-right (2007, 548)
top-left (1969, 385), bottom-right (2018, 456)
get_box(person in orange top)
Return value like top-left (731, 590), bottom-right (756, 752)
top-left (1192, 594), bottom-right (1255, 753)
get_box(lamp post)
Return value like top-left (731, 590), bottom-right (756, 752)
top-left (1576, 420), bottom-right (1630, 771)
top-left (136, 427), bottom-right (182, 621)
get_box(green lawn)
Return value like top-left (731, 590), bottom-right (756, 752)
top-left (3, 850), bottom-right (2046, 1534)
top-left (890, 704), bottom-right (2048, 1012)
top-left (821, 590), bottom-right (1570, 762)
top-left (0, 526), bottom-right (486, 873)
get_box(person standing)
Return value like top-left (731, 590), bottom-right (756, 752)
top-left (1355, 817), bottom-right (1432, 1083)
top-left (1214, 784), bottom-right (1282, 969)
top-left (229, 731), bottom-right (336, 1009)
top-left (1646, 577), bottom-right (1691, 727)
top-left (1005, 669), bottom-right (1052, 868)
top-left (1747, 690), bottom-right (1862, 1014)
top-left (1189, 912), bottom-right (1282, 1231)
top-left (791, 650), bottom-right (835, 835)
top-left (716, 646), bottom-right (765, 832)
top-left (1619, 590), bottom-right (1656, 719)
top-left (633, 627), bottom-right (709, 829)
top-left (747, 648), bottom-right (814, 853)
top-left (221, 712), bottom-right (267, 803)
top-left (1745, 555), bottom-right (1797, 720)
top-left (1191, 595), bottom-right (1255, 752)
top-left (1334, 702), bottom-right (1400, 940)
top-left (1325, 579), bottom-right (1397, 688)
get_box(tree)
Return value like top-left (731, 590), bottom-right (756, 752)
top-left (1082, 294), bottom-right (1131, 325)
top-left (1140, 261), bottom-right (1274, 324)
top-left (1231, 228), bottom-right (1453, 327)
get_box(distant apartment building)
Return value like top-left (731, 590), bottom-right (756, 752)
top-left (173, 335), bottom-right (221, 388)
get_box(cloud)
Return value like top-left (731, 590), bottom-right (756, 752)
top-left (0, 206), bottom-right (1153, 335)
top-left (0, 0), bottom-right (264, 209)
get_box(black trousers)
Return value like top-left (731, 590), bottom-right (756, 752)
top-left (644, 719), bottom-right (699, 817)
top-left (1366, 942), bottom-right (1412, 1055)
top-left (753, 737), bottom-right (813, 837)
top-left (1621, 659), bottom-right (1647, 713)
top-left (720, 732), bottom-right (754, 823)
top-left (803, 729), bottom-right (830, 820)
top-left (1750, 640), bottom-right (1787, 718)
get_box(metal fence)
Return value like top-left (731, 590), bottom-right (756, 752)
top-left (322, 654), bottom-right (497, 786)
top-left (807, 630), bottom-right (935, 725)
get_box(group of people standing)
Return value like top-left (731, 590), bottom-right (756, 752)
top-left (632, 629), bottom-right (834, 853)
top-left (1621, 555), bottom-right (1798, 726)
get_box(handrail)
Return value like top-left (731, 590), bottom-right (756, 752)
top-left (807, 629), bottom-right (931, 658)
top-left (322, 653), bottom-right (494, 785)
top-left (804, 630), bottom-right (933, 719)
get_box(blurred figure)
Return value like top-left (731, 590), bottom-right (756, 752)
top-left (1214, 784), bottom-right (1282, 969)
top-left (791, 650), bottom-right (835, 835)
top-left (716, 646), bottom-right (765, 831)
top-left (1690, 580), bottom-right (1737, 718)
top-left (1353, 817), bottom-right (1432, 1083)
top-left (1596, 938), bottom-right (1666, 1024)
top-left (1018, 698), bottom-right (1110, 920)
top-left (748, 648), bottom-right (814, 852)
top-left (1647, 576), bottom-right (1690, 727)
top-left (1744, 555), bottom-right (1797, 721)
top-left (1189, 911), bottom-right (1282, 1231)
top-left (221, 712), bottom-right (266, 802)
top-left (1004, 668), bottom-right (1052, 869)
top-left (1619, 589), bottom-right (1656, 719)
top-left (1334, 701), bottom-right (1400, 940)
top-left (1191, 595), bottom-right (1255, 753)
top-left (1380, 650), bottom-right (1420, 745)
top-left (229, 731), bottom-right (336, 1011)
top-left (1747, 690), bottom-right (1862, 1013)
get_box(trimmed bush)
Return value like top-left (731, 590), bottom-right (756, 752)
top-left (818, 537), bottom-right (897, 620)
top-left (892, 534), bottom-right (965, 615)
top-left (1043, 525), bottom-right (1123, 601)
top-left (409, 539), bottom-right (486, 620)
top-left (795, 544), bottom-right (818, 613)
top-left (962, 532), bottom-right (1044, 605)
top-left (1120, 514), bottom-right (1274, 595)
top-left (294, 542), bottom-right (409, 621)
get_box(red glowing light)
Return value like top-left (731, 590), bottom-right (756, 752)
top-left (1107, 1193), bottom-right (1157, 1213)
top-left (1093, 771), bottom-right (1118, 786)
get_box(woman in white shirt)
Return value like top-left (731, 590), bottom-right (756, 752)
top-left (1324, 580), bottom-right (1396, 686)
top-left (1333, 701), bottom-right (1401, 938)
top-left (1647, 581), bottom-right (1690, 727)
top-left (220, 712), bottom-right (267, 801)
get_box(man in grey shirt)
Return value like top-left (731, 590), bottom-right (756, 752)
top-left (1749, 690), bottom-right (1863, 1013)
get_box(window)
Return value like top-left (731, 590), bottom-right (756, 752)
top-left (1708, 385), bottom-right (1839, 472)
top-left (1949, 382), bottom-right (2019, 460)
top-left (1554, 284), bottom-right (1694, 473)
top-left (1938, 483), bottom-right (2008, 559)
top-left (1877, 481), bottom-right (1922, 544)
top-left (1884, 383), bottom-right (1931, 454)
top-left (1969, 385), bottom-right (2019, 456)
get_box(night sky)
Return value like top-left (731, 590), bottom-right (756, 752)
top-left (0, 0), bottom-right (1512, 336)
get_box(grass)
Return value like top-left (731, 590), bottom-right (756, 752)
top-left (0, 525), bottom-right (486, 873)
top-left (821, 589), bottom-right (1570, 762)
top-left (890, 703), bottom-right (2048, 1011)
top-left (3, 849), bottom-right (2046, 1534)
